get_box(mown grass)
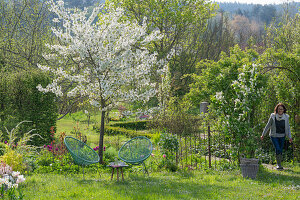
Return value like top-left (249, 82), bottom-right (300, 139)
top-left (21, 163), bottom-right (300, 200)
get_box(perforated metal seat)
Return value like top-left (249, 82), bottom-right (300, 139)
top-left (118, 136), bottom-right (152, 174)
top-left (64, 136), bottom-right (100, 177)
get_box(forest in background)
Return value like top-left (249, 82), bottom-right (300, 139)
top-left (62, 0), bottom-right (300, 56)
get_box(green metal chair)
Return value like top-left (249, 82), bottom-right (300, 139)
top-left (118, 136), bottom-right (153, 174)
top-left (64, 136), bottom-right (100, 177)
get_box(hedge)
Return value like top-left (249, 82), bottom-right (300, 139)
top-left (93, 125), bottom-right (153, 139)
top-left (109, 120), bottom-right (150, 130)
top-left (0, 69), bottom-right (58, 146)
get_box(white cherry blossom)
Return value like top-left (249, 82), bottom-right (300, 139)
top-left (38, 0), bottom-right (167, 110)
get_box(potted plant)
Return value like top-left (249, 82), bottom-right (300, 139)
top-left (237, 125), bottom-right (260, 179)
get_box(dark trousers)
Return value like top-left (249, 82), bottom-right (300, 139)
top-left (271, 137), bottom-right (285, 155)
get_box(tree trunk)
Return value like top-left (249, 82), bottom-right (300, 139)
top-left (99, 110), bottom-right (106, 164)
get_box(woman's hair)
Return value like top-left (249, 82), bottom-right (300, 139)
top-left (274, 103), bottom-right (287, 114)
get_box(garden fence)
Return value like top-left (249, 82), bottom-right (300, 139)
top-left (176, 125), bottom-right (297, 170)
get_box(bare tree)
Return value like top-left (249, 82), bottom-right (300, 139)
top-left (0, 0), bottom-right (53, 70)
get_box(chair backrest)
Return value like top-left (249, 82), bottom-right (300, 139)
top-left (64, 136), bottom-right (100, 166)
top-left (118, 136), bottom-right (153, 165)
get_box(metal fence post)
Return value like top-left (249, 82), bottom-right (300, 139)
top-left (208, 123), bottom-right (211, 168)
top-left (200, 102), bottom-right (211, 168)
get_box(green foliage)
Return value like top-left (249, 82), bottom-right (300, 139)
top-left (158, 132), bottom-right (179, 155)
top-left (1, 185), bottom-right (24, 200)
top-left (187, 45), bottom-right (260, 104)
top-left (163, 159), bottom-right (178, 172)
top-left (36, 149), bottom-right (55, 167)
top-left (157, 132), bottom-right (179, 172)
top-left (148, 149), bottom-right (178, 172)
top-left (103, 146), bottom-right (118, 163)
top-left (150, 97), bottom-right (200, 136)
top-left (1, 148), bottom-right (25, 172)
top-left (261, 12), bottom-right (300, 160)
top-left (187, 46), bottom-right (267, 160)
top-left (0, 142), bottom-right (5, 156)
top-left (265, 12), bottom-right (300, 52)
top-left (0, 69), bottom-right (58, 146)
top-left (0, 121), bottom-right (43, 173)
top-left (110, 0), bottom-right (218, 96)
top-left (34, 149), bottom-right (80, 174)
top-left (151, 131), bottom-right (161, 146)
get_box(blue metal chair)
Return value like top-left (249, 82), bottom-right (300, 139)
top-left (64, 136), bottom-right (100, 177)
top-left (118, 136), bottom-right (153, 174)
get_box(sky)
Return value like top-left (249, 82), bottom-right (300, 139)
top-left (215, 0), bottom-right (300, 5)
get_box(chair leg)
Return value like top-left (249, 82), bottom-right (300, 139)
top-left (111, 168), bottom-right (114, 180)
top-left (82, 165), bottom-right (85, 179)
top-left (142, 162), bottom-right (149, 176)
top-left (117, 168), bottom-right (119, 181)
top-left (121, 168), bottom-right (124, 181)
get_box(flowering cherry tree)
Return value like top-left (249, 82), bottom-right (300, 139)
top-left (37, 0), bottom-right (165, 163)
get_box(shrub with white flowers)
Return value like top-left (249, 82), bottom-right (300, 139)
top-left (211, 63), bottom-right (266, 159)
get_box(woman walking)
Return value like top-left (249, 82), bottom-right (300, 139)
top-left (261, 103), bottom-right (293, 170)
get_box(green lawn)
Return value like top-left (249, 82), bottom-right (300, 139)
top-left (56, 118), bottom-right (99, 146)
top-left (21, 164), bottom-right (300, 200)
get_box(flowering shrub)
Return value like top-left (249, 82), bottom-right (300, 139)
top-left (44, 127), bottom-right (67, 159)
top-left (157, 132), bottom-right (179, 171)
top-left (93, 146), bottom-right (105, 152)
top-left (211, 63), bottom-right (266, 159)
top-left (148, 150), bottom-right (178, 172)
top-left (0, 162), bottom-right (25, 199)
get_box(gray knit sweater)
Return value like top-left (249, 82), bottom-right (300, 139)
top-left (262, 113), bottom-right (292, 139)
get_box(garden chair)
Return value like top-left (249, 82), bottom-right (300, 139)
top-left (118, 136), bottom-right (153, 175)
top-left (64, 136), bottom-right (100, 178)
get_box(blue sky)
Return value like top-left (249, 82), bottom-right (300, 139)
top-left (215, 0), bottom-right (300, 5)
